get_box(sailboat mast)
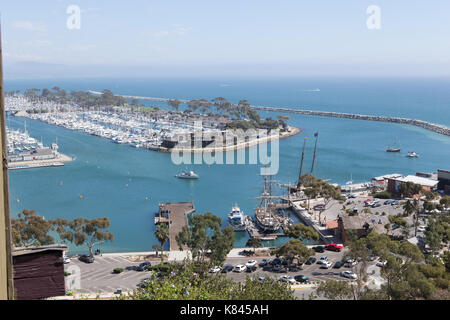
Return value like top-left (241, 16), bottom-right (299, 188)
top-left (298, 136), bottom-right (307, 184)
top-left (311, 133), bottom-right (319, 174)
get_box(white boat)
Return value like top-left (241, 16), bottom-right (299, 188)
top-left (228, 205), bottom-right (249, 232)
top-left (175, 170), bottom-right (199, 180)
top-left (406, 152), bottom-right (419, 158)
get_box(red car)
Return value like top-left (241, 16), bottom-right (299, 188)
top-left (325, 244), bottom-right (343, 252)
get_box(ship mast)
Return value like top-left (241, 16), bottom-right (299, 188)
top-left (311, 132), bottom-right (319, 174)
top-left (298, 136), bottom-right (307, 185)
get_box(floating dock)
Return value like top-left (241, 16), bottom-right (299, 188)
top-left (8, 153), bottom-right (73, 170)
top-left (155, 202), bottom-right (195, 251)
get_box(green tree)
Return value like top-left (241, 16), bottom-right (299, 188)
top-left (316, 280), bottom-right (353, 300)
top-left (175, 212), bottom-right (234, 264)
top-left (11, 210), bottom-right (55, 247)
top-left (273, 239), bottom-right (314, 265)
top-left (285, 223), bottom-right (320, 241)
top-left (246, 237), bottom-right (262, 254)
top-left (155, 223), bottom-right (170, 261)
top-left (57, 217), bottom-right (114, 256)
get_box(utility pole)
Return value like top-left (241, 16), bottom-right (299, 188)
top-left (311, 133), bottom-right (319, 174)
top-left (0, 24), bottom-right (15, 300)
top-left (298, 136), bottom-right (307, 185)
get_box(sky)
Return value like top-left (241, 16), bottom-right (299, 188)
top-left (1, 0), bottom-right (450, 78)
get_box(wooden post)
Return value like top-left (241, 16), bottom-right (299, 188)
top-left (0, 24), bottom-right (15, 300)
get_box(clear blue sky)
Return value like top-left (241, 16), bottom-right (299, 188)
top-left (2, 0), bottom-right (450, 78)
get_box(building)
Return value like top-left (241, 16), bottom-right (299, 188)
top-left (13, 245), bottom-right (67, 300)
top-left (387, 175), bottom-right (439, 196)
top-left (371, 174), bottom-right (403, 187)
top-left (438, 170), bottom-right (450, 194)
top-left (337, 215), bottom-right (371, 242)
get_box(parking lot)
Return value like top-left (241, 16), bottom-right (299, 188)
top-left (65, 247), bottom-right (381, 297)
top-left (65, 255), bottom-right (151, 295)
top-left (221, 250), bottom-right (361, 284)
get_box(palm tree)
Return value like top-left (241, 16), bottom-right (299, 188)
top-left (403, 200), bottom-right (415, 217)
top-left (155, 223), bottom-right (170, 261)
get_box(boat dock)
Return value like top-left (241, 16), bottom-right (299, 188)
top-left (8, 153), bottom-right (73, 170)
top-left (155, 202), bottom-right (195, 251)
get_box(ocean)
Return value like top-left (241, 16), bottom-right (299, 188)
top-left (4, 77), bottom-right (450, 254)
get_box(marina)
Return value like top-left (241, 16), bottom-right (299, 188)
top-left (5, 95), bottom-right (300, 155)
top-left (6, 126), bottom-right (72, 170)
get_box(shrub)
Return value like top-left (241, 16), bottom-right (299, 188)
top-left (374, 191), bottom-right (393, 199)
top-left (113, 268), bottom-right (124, 274)
top-left (64, 272), bottom-right (71, 277)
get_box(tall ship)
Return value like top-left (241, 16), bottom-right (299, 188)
top-left (253, 176), bottom-right (282, 233)
top-left (228, 205), bottom-right (250, 231)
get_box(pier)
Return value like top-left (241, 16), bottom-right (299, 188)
top-left (91, 91), bottom-right (450, 137)
top-left (155, 202), bottom-right (195, 251)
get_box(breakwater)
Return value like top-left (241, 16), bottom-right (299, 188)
top-left (90, 91), bottom-right (450, 137)
top-left (251, 106), bottom-right (450, 137)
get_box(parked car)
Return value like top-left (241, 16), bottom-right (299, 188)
top-left (79, 254), bottom-right (94, 264)
top-left (313, 204), bottom-right (326, 211)
top-left (221, 265), bottom-right (234, 273)
top-left (279, 276), bottom-right (296, 284)
top-left (246, 265), bottom-right (257, 273)
top-left (272, 265), bottom-right (287, 273)
top-left (294, 275), bottom-right (310, 283)
top-left (345, 260), bottom-right (357, 268)
top-left (270, 258), bottom-right (282, 265)
top-left (209, 266), bottom-right (222, 274)
top-left (418, 226), bottom-right (427, 232)
top-left (288, 265), bottom-right (300, 272)
top-left (259, 259), bottom-right (271, 267)
top-left (234, 265), bottom-right (247, 273)
top-left (136, 261), bottom-right (152, 271)
top-left (325, 244), bottom-right (343, 252)
top-left (320, 261), bottom-right (332, 269)
top-left (376, 261), bottom-right (387, 267)
top-left (333, 261), bottom-right (344, 269)
top-left (369, 254), bottom-right (377, 261)
top-left (258, 276), bottom-right (266, 283)
top-left (313, 246), bottom-right (325, 253)
top-left (391, 200), bottom-right (400, 206)
top-left (246, 260), bottom-right (258, 268)
top-left (341, 271), bottom-right (358, 280)
top-left (63, 254), bottom-right (71, 264)
top-left (384, 200), bottom-right (393, 205)
top-left (320, 256), bottom-right (328, 261)
top-left (306, 257), bottom-right (317, 265)
top-left (372, 202), bottom-right (382, 208)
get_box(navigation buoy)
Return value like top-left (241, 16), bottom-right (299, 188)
top-left (79, 195), bottom-right (83, 199)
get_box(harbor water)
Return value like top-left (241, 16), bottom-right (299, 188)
top-left (5, 77), bottom-right (450, 254)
